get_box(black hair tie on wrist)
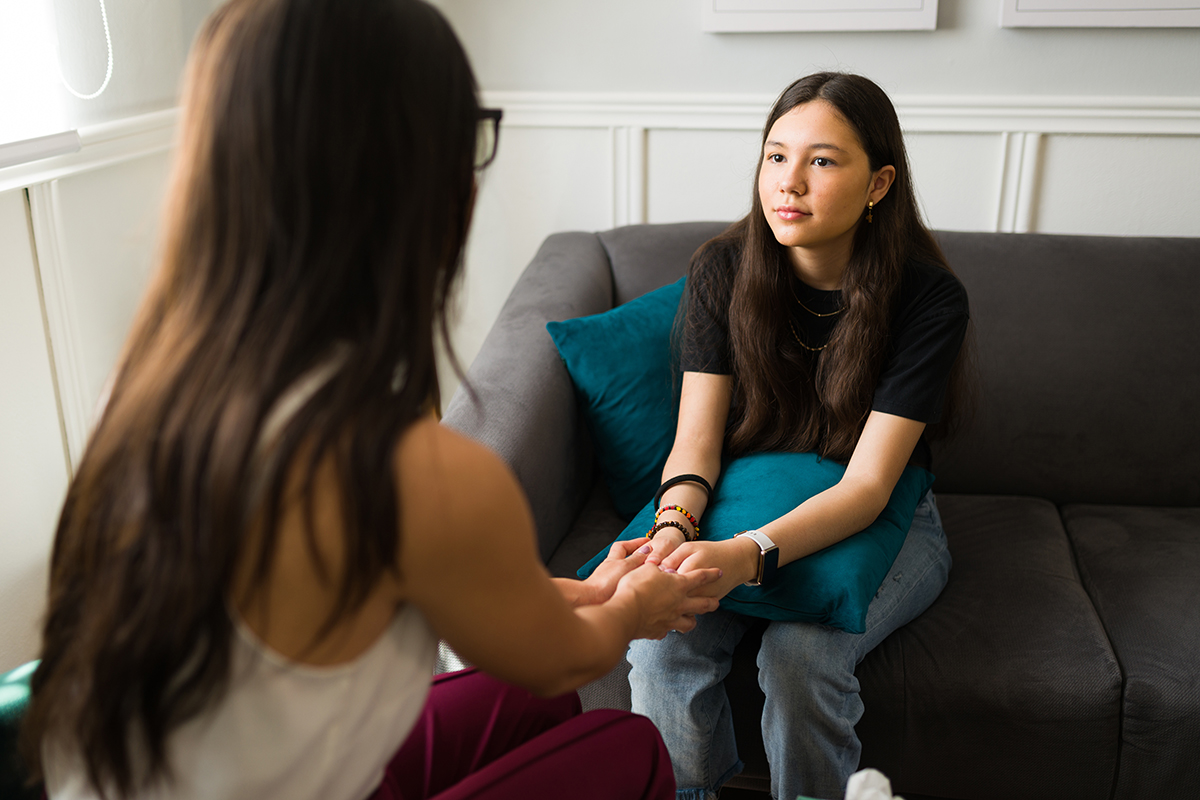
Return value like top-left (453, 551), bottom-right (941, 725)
top-left (654, 473), bottom-right (714, 509)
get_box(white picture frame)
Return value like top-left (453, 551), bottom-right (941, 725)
top-left (701, 0), bottom-right (938, 33)
top-left (999, 0), bottom-right (1200, 28)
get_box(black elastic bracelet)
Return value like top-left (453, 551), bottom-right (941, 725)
top-left (654, 473), bottom-right (713, 509)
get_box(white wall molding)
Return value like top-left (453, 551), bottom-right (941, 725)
top-left (611, 126), bottom-right (647, 227)
top-left (0, 108), bottom-right (177, 195)
top-left (0, 132), bottom-right (82, 172)
top-left (27, 183), bottom-right (92, 467)
top-left (484, 91), bottom-right (1200, 136)
top-left (996, 132), bottom-right (1044, 234)
top-left (898, 96), bottom-right (1200, 135)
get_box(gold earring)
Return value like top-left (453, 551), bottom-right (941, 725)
top-left (867, 200), bottom-right (874, 224)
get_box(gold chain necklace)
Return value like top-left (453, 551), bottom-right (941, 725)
top-left (787, 318), bottom-right (829, 352)
top-left (789, 280), bottom-right (844, 317)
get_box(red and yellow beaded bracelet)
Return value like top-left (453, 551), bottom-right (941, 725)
top-left (654, 504), bottom-right (700, 541)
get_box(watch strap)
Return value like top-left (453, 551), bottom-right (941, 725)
top-left (734, 529), bottom-right (779, 587)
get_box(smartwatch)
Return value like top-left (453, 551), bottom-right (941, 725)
top-left (734, 529), bottom-right (779, 587)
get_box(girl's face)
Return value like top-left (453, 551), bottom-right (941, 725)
top-left (757, 100), bottom-right (894, 279)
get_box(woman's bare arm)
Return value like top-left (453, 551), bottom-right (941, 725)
top-left (394, 418), bottom-right (720, 697)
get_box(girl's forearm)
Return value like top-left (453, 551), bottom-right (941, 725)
top-left (760, 475), bottom-right (892, 566)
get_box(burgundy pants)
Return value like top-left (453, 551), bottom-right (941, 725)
top-left (370, 668), bottom-right (676, 800)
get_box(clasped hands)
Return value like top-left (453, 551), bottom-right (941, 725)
top-left (582, 531), bottom-right (761, 637)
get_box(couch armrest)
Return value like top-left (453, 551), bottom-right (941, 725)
top-left (442, 231), bottom-right (614, 561)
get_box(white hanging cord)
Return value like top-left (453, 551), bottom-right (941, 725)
top-left (59, 0), bottom-right (113, 100)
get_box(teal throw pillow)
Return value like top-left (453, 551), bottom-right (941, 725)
top-left (546, 277), bottom-right (685, 519)
top-left (578, 452), bottom-right (934, 634)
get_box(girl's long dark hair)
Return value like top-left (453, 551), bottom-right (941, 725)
top-left (23, 0), bottom-right (479, 794)
top-left (690, 72), bottom-right (971, 461)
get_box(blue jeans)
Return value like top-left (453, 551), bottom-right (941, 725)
top-left (627, 491), bottom-right (951, 800)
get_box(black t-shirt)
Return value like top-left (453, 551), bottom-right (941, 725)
top-left (680, 240), bottom-right (969, 466)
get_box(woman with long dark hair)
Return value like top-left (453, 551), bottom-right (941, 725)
top-left (627, 73), bottom-right (972, 800)
top-left (22, 1), bottom-right (719, 798)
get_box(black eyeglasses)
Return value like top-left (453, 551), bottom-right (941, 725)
top-left (475, 108), bottom-right (503, 170)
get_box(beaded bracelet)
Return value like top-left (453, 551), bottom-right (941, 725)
top-left (654, 473), bottom-right (714, 510)
top-left (655, 504), bottom-right (700, 538)
top-left (647, 520), bottom-right (691, 542)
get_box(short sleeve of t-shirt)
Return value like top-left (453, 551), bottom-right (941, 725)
top-left (870, 261), bottom-right (969, 425)
top-left (680, 243), bottom-right (736, 375)
top-left (678, 246), bottom-right (968, 426)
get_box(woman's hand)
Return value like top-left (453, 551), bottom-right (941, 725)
top-left (574, 539), bottom-right (654, 606)
top-left (658, 537), bottom-right (761, 601)
top-left (611, 562), bottom-right (723, 639)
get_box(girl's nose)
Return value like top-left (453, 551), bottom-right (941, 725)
top-left (781, 167), bottom-right (806, 195)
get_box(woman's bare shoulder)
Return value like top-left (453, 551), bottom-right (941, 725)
top-left (394, 415), bottom-right (519, 500)
top-left (392, 415), bottom-right (534, 568)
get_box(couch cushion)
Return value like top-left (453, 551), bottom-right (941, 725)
top-left (857, 494), bottom-right (1122, 800)
top-left (1064, 505), bottom-right (1200, 799)
top-left (932, 232), bottom-right (1200, 507)
top-left (546, 277), bottom-right (686, 518)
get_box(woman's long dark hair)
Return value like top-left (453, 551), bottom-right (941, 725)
top-left (23, 0), bottom-right (480, 794)
top-left (689, 72), bottom-right (970, 461)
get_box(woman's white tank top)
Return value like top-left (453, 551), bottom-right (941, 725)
top-left (46, 355), bottom-right (438, 799)
top-left (48, 607), bottom-right (436, 800)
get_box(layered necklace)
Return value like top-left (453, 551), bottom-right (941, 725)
top-left (787, 280), bottom-right (844, 352)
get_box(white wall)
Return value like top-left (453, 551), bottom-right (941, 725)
top-left (0, 114), bottom-right (175, 670)
top-left (52, 0), bottom-right (221, 127)
top-left (434, 0), bottom-right (1200, 402)
top-left (438, 0), bottom-right (1200, 97)
top-left (0, 189), bottom-right (70, 668)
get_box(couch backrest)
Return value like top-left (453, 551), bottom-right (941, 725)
top-left (596, 223), bottom-right (1200, 508)
top-left (599, 222), bottom-right (730, 306)
top-left (933, 231), bottom-right (1200, 507)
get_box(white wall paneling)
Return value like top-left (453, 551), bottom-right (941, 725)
top-left (27, 149), bottom-right (172, 466)
top-left (0, 189), bottom-right (69, 670)
top-left (995, 132), bottom-right (1043, 234)
top-left (903, 132), bottom-right (1008, 234)
top-left (0, 108), bottom-right (176, 196)
top-left (0, 115), bottom-right (173, 668)
top-left (26, 182), bottom-right (90, 466)
top-left (645, 128), bottom-right (760, 225)
top-left (1036, 134), bottom-right (1200, 235)
top-left (0, 131), bottom-right (82, 172)
top-left (611, 126), bottom-right (648, 227)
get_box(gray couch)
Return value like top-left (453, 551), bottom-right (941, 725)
top-left (442, 222), bottom-right (1200, 800)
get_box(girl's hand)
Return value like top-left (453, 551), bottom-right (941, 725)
top-left (612, 562), bottom-right (723, 639)
top-left (642, 509), bottom-right (695, 564)
top-left (659, 537), bottom-right (761, 601)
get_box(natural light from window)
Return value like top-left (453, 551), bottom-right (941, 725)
top-left (0, 2), bottom-right (69, 148)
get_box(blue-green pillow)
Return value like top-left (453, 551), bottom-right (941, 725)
top-left (579, 452), bottom-right (934, 633)
top-left (546, 277), bottom-right (685, 519)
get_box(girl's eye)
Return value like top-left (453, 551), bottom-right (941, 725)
top-left (767, 153), bottom-right (785, 164)
top-left (813, 157), bottom-right (834, 167)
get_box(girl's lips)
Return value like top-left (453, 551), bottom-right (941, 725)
top-left (775, 207), bottom-right (809, 221)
